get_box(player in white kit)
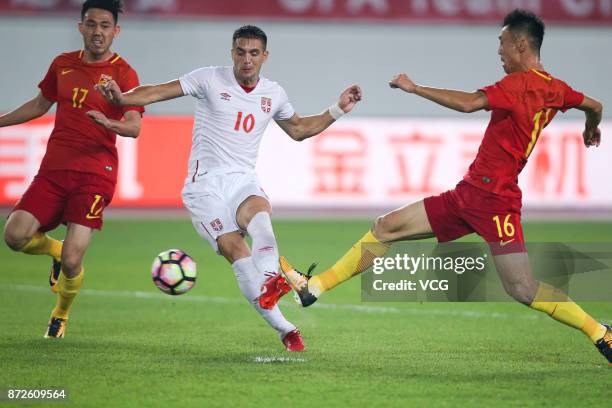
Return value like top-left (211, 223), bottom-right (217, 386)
top-left (96, 26), bottom-right (362, 351)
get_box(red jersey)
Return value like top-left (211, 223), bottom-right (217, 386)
top-left (463, 69), bottom-right (584, 198)
top-left (38, 50), bottom-right (144, 184)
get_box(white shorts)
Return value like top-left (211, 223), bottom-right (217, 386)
top-left (182, 169), bottom-right (268, 253)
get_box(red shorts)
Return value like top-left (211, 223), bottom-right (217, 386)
top-left (423, 180), bottom-right (526, 255)
top-left (12, 170), bottom-right (115, 232)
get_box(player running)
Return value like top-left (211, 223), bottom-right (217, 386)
top-left (2, 0), bottom-right (143, 338)
top-left (97, 25), bottom-right (362, 351)
top-left (260, 9), bottom-right (612, 364)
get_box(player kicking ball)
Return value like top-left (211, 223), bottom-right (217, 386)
top-left (260, 9), bottom-right (612, 364)
top-left (97, 25), bottom-right (362, 351)
top-left (2, 0), bottom-right (143, 338)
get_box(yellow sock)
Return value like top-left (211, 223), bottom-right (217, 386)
top-left (530, 282), bottom-right (606, 343)
top-left (21, 232), bottom-right (62, 260)
top-left (51, 268), bottom-right (84, 320)
top-left (309, 230), bottom-right (390, 296)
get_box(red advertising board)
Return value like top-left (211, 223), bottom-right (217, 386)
top-left (0, 116), bottom-right (192, 207)
top-left (1, 116), bottom-right (611, 209)
top-left (0, 0), bottom-right (610, 24)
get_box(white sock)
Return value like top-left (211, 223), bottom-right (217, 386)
top-left (232, 257), bottom-right (296, 337)
top-left (246, 212), bottom-right (279, 276)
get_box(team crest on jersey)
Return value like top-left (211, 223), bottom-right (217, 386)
top-left (220, 92), bottom-right (232, 101)
top-left (261, 97), bottom-right (272, 113)
top-left (97, 74), bottom-right (113, 87)
top-left (210, 218), bottom-right (224, 232)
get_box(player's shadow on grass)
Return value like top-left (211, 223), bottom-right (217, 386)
top-left (2, 337), bottom-right (295, 365)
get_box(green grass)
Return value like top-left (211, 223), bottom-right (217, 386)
top-left (1, 219), bottom-right (611, 407)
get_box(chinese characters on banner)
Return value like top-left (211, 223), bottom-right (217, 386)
top-left (0, 116), bottom-right (610, 209)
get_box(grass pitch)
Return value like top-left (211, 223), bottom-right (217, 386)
top-left (1, 218), bottom-right (611, 407)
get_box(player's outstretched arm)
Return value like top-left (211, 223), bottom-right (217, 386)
top-left (575, 95), bottom-right (602, 147)
top-left (85, 109), bottom-right (142, 138)
top-left (97, 79), bottom-right (184, 106)
top-left (276, 85), bottom-right (362, 141)
top-left (389, 73), bottom-right (488, 113)
top-left (0, 92), bottom-right (54, 128)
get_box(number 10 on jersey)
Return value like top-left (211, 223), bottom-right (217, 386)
top-left (234, 112), bottom-right (255, 133)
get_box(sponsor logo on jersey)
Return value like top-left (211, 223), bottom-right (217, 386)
top-left (61, 69), bottom-right (74, 75)
top-left (220, 92), bottom-right (232, 101)
top-left (261, 97), bottom-right (272, 113)
top-left (210, 218), bottom-right (224, 232)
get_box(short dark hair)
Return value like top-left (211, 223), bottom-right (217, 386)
top-left (503, 9), bottom-right (545, 54)
top-left (232, 25), bottom-right (267, 49)
top-left (81, 0), bottom-right (124, 24)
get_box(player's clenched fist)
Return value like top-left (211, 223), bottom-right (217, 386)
top-left (389, 74), bottom-right (417, 93)
top-left (338, 85), bottom-right (362, 113)
top-left (583, 127), bottom-right (601, 148)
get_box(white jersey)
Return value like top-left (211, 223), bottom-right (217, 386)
top-left (179, 66), bottom-right (295, 181)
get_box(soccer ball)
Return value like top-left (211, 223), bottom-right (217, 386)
top-left (151, 249), bottom-right (197, 295)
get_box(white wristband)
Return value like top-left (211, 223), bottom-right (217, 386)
top-left (328, 103), bottom-right (346, 120)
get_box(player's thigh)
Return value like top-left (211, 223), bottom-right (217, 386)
top-left (4, 210), bottom-right (41, 248)
top-left (373, 200), bottom-right (435, 242)
top-left (235, 195), bottom-right (271, 230)
top-left (461, 195), bottom-right (526, 255)
top-left (183, 186), bottom-right (242, 255)
top-left (64, 173), bottom-right (114, 231)
top-left (492, 251), bottom-right (538, 304)
top-left (217, 231), bottom-right (252, 264)
top-left (62, 222), bottom-right (94, 277)
top-left (231, 172), bottom-right (270, 230)
top-left (11, 172), bottom-right (67, 234)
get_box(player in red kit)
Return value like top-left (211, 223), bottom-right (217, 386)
top-left (260, 9), bottom-right (612, 364)
top-left (1, 0), bottom-right (143, 338)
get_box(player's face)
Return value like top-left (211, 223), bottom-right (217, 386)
top-left (498, 27), bottom-right (521, 74)
top-left (231, 38), bottom-right (268, 86)
top-left (78, 8), bottom-right (120, 59)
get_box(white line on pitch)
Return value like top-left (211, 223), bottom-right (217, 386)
top-left (251, 356), bottom-right (307, 364)
top-left (2, 283), bottom-right (610, 322)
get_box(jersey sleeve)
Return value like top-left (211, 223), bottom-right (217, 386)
top-left (179, 67), bottom-right (214, 99)
top-left (559, 81), bottom-right (584, 112)
top-left (273, 86), bottom-right (295, 121)
top-left (479, 74), bottom-right (521, 112)
top-left (120, 67), bottom-right (145, 115)
top-left (38, 58), bottom-right (59, 102)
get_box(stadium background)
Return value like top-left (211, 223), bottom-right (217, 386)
top-left (1, 1), bottom-right (611, 407)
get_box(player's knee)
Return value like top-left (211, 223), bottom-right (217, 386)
top-left (61, 250), bottom-right (84, 276)
top-left (218, 237), bottom-right (248, 262)
top-left (3, 227), bottom-right (30, 251)
top-left (504, 282), bottom-right (537, 305)
top-left (373, 215), bottom-right (394, 242)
